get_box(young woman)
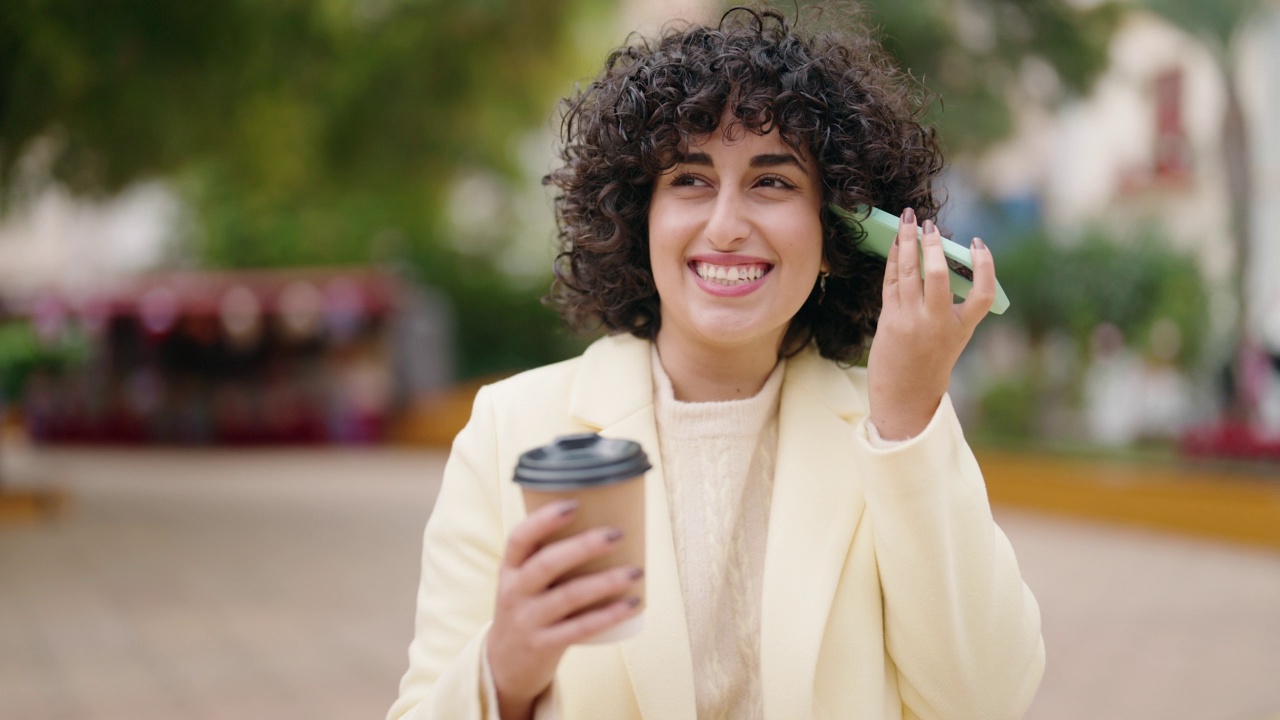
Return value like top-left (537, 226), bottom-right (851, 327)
top-left (388, 7), bottom-right (1044, 720)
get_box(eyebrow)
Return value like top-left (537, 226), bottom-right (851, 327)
top-left (673, 152), bottom-right (805, 170)
top-left (749, 153), bottom-right (805, 170)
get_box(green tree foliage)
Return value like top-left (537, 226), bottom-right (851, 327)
top-left (989, 228), bottom-right (1209, 439)
top-left (1, 0), bottom-right (607, 378)
top-left (975, 229), bottom-right (1210, 441)
top-left (1, 2), bottom-right (245, 196)
top-left (1141, 0), bottom-right (1263, 54)
top-left (1, 0), bottom-right (591, 199)
top-left (998, 230), bottom-right (1209, 364)
top-left (0, 322), bottom-right (87, 402)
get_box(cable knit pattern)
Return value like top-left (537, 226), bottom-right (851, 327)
top-left (651, 347), bottom-right (783, 720)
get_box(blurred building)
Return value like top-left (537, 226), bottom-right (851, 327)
top-left (961, 3), bottom-right (1280, 443)
top-left (978, 3), bottom-right (1279, 338)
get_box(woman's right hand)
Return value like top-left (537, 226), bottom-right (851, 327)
top-left (486, 499), bottom-right (643, 720)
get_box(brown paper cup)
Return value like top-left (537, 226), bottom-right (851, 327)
top-left (515, 434), bottom-right (649, 643)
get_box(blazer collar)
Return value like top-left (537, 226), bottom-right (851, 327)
top-left (569, 333), bottom-right (656, 431)
top-left (777, 343), bottom-right (867, 422)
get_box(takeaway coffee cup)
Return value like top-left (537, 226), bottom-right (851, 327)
top-left (514, 433), bottom-right (650, 643)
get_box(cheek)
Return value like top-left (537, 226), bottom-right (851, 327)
top-left (648, 200), bottom-right (689, 237)
top-left (647, 203), bottom-right (692, 262)
top-left (775, 220), bottom-right (825, 269)
top-left (645, 230), bottom-right (680, 290)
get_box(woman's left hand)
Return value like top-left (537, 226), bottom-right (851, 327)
top-left (866, 207), bottom-right (996, 441)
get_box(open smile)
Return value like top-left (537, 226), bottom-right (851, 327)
top-left (692, 261), bottom-right (771, 285)
top-left (688, 260), bottom-right (773, 296)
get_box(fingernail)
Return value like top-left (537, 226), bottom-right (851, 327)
top-left (625, 596), bottom-right (641, 608)
top-left (973, 237), bottom-right (985, 250)
top-left (902, 207), bottom-right (916, 224)
top-left (923, 219), bottom-right (935, 235)
top-left (604, 527), bottom-right (623, 542)
top-left (628, 566), bottom-right (644, 580)
top-left (557, 500), bottom-right (579, 516)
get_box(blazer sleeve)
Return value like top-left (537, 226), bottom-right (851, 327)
top-left (387, 386), bottom-right (507, 720)
top-left (855, 394), bottom-right (1045, 720)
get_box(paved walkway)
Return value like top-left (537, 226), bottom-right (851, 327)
top-left (1, 446), bottom-right (1277, 720)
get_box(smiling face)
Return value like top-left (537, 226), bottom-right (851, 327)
top-left (647, 123), bottom-right (826, 361)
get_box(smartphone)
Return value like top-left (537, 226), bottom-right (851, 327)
top-left (829, 204), bottom-right (1009, 315)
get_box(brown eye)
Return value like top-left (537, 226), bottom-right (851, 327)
top-left (757, 175), bottom-right (795, 190)
top-left (670, 173), bottom-right (706, 187)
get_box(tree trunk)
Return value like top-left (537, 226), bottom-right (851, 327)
top-left (1220, 71), bottom-right (1255, 421)
top-left (0, 403), bottom-right (7, 491)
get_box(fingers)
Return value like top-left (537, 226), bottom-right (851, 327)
top-left (489, 505), bottom-right (643, 691)
top-left (919, 219), bottom-right (951, 314)
top-left (539, 596), bottom-right (642, 648)
top-left (882, 217), bottom-right (900, 308)
top-left (503, 499), bottom-right (581, 569)
top-left (895, 209), bottom-right (949, 311)
top-left (528, 564), bottom-right (642, 628)
top-left (896, 208), bottom-right (921, 305)
top-left (516, 526), bottom-right (623, 594)
top-left (958, 237), bottom-right (996, 327)
top-left (502, 524), bottom-right (642, 649)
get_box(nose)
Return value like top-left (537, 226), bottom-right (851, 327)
top-left (704, 187), bottom-right (751, 250)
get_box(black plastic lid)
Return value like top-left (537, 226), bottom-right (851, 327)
top-left (514, 433), bottom-right (651, 490)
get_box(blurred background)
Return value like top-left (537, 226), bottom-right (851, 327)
top-left (0, 1), bottom-right (1277, 719)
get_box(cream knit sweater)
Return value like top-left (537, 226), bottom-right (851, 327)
top-left (650, 348), bottom-right (784, 720)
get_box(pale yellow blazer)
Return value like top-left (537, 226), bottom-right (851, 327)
top-left (388, 334), bottom-right (1044, 720)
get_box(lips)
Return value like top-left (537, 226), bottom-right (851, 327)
top-left (686, 259), bottom-right (773, 298)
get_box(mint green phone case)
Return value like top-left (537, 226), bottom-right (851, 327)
top-left (830, 205), bottom-right (1010, 315)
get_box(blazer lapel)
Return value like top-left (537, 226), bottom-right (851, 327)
top-left (570, 335), bottom-right (698, 720)
top-left (759, 349), bottom-right (868, 720)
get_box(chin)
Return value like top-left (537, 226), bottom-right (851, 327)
top-left (689, 318), bottom-right (784, 351)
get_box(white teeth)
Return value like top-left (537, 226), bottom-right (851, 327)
top-left (694, 262), bottom-right (768, 285)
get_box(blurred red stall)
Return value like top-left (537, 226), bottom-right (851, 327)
top-left (13, 267), bottom-right (451, 445)
top-left (1180, 422), bottom-right (1280, 463)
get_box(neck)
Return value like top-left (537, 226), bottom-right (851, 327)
top-left (654, 332), bottom-right (780, 402)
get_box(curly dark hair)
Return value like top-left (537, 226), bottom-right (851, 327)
top-left (544, 4), bottom-right (944, 362)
